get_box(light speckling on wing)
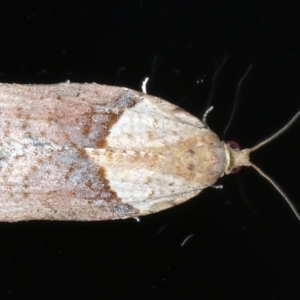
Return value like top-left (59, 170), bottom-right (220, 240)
top-left (86, 94), bottom-right (225, 215)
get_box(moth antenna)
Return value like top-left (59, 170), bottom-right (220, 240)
top-left (250, 110), bottom-right (300, 152)
top-left (249, 161), bottom-right (300, 221)
top-left (226, 110), bottom-right (300, 220)
top-left (248, 110), bottom-right (300, 220)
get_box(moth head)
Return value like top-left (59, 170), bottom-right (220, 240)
top-left (222, 111), bottom-right (300, 220)
top-left (223, 142), bottom-right (250, 175)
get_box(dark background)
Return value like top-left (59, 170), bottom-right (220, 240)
top-left (0, 0), bottom-right (299, 299)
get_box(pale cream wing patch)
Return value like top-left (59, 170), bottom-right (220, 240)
top-left (85, 96), bottom-right (213, 215)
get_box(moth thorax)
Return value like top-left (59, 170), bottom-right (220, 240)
top-left (181, 144), bottom-right (225, 175)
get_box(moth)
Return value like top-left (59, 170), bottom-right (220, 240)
top-left (0, 82), bottom-right (298, 221)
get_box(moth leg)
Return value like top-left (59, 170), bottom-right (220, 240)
top-left (202, 106), bottom-right (214, 125)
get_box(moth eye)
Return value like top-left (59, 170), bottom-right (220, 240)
top-left (225, 140), bottom-right (242, 174)
top-left (229, 166), bottom-right (241, 174)
top-left (226, 140), bottom-right (240, 151)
